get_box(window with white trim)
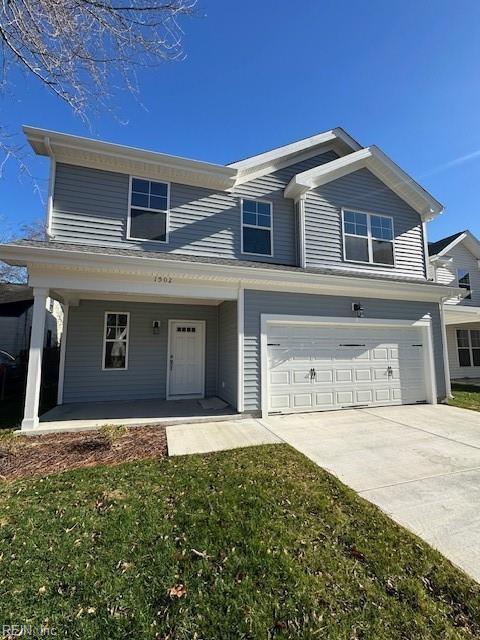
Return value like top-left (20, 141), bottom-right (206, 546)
top-left (457, 328), bottom-right (480, 367)
top-left (343, 210), bottom-right (394, 266)
top-left (103, 312), bottom-right (129, 370)
top-left (458, 269), bottom-right (472, 300)
top-left (241, 199), bottom-right (273, 256)
top-left (129, 178), bottom-right (169, 242)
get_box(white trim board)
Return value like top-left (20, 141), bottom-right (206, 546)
top-left (259, 314), bottom-right (437, 418)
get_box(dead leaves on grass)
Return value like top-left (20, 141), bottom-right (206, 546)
top-left (167, 584), bottom-right (187, 598)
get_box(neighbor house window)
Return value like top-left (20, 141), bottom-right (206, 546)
top-left (458, 269), bottom-right (472, 300)
top-left (241, 199), bottom-right (273, 256)
top-left (457, 329), bottom-right (480, 367)
top-left (128, 177), bottom-right (169, 242)
top-left (103, 312), bottom-right (129, 370)
top-left (342, 210), bottom-right (394, 266)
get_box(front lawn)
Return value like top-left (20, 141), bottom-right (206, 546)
top-left (450, 383), bottom-right (480, 412)
top-left (1, 444), bottom-right (480, 639)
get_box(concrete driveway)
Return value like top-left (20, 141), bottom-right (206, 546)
top-left (264, 404), bottom-right (480, 582)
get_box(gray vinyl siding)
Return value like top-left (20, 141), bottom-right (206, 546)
top-left (305, 168), bottom-right (426, 278)
top-left (243, 289), bottom-right (446, 411)
top-left (52, 151), bottom-right (338, 266)
top-left (446, 322), bottom-right (480, 379)
top-left (63, 300), bottom-right (218, 403)
top-left (217, 301), bottom-right (237, 407)
top-left (435, 243), bottom-right (480, 306)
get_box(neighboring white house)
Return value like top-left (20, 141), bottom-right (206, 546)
top-left (429, 230), bottom-right (480, 382)
top-left (0, 283), bottom-right (63, 356)
top-left (0, 126), bottom-right (461, 431)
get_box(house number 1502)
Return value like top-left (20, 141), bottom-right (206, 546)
top-left (154, 275), bottom-right (173, 283)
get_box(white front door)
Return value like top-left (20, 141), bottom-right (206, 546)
top-left (267, 324), bottom-right (427, 414)
top-left (168, 320), bottom-right (206, 398)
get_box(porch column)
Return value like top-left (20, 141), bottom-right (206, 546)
top-left (21, 287), bottom-right (49, 430)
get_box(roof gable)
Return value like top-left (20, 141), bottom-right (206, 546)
top-left (284, 146), bottom-right (443, 221)
top-left (428, 230), bottom-right (480, 260)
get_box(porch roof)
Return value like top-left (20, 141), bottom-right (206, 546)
top-left (3, 239), bottom-right (460, 288)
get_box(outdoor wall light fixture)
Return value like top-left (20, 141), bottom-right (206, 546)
top-left (152, 320), bottom-right (161, 334)
top-left (352, 303), bottom-right (365, 318)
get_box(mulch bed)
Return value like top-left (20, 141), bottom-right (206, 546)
top-left (0, 425), bottom-right (168, 481)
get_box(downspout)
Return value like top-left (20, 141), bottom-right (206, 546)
top-left (44, 136), bottom-right (56, 239)
top-left (439, 296), bottom-right (452, 400)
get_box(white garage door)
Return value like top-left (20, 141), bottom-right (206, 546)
top-left (267, 323), bottom-right (427, 414)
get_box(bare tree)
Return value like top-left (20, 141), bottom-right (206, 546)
top-left (0, 1), bottom-right (197, 117)
top-left (0, 217), bottom-right (46, 283)
top-left (0, 1), bottom-right (197, 175)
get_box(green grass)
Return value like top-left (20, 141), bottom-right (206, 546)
top-left (1, 445), bottom-right (480, 639)
top-left (450, 383), bottom-right (480, 412)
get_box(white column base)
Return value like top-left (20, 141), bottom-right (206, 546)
top-left (21, 416), bottom-right (40, 430)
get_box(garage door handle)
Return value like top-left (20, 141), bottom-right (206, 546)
top-left (310, 368), bottom-right (316, 380)
top-left (387, 366), bottom-right (393, 378)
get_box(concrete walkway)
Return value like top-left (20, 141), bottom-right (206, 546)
top-left (264, 404), bottom-right (480, 582)
top-left (167, 418), bottom-right (281, 456)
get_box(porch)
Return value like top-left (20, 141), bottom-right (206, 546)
top-left (19, 269), bottom-right (243, 431)
top-left (36, 396), bottom-right (238, 434)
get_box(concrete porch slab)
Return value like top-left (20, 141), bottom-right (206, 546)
top-left (167, 419), bottom-right (281, 456)
top-left (31, 397), bottom-right (239, 434)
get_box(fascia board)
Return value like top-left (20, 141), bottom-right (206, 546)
top-left (284, 148), bottom-right (372, 199)
top-left (284, 145), bottom-right (443, 221)
top-left (0, 243), bottom-right (460, 302)
top-left (228, 130), bottom-right (339, 169)
top-left (23, 126), bottom-right (237, 190)
top-left (433, 232), bottom-right (468, 257)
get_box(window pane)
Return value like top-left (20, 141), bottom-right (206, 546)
top-left (118, 314), bottom-right (128, 326)
top-left (106, 314), bottom-right (117, 327)
top-left (130, 208), bottom-right (167, 241)
top-left (243, 227), bottom-right (271, 255)
top-left (459, 348), bottom-right (472, 367)
top-left (458, 269), bottom-right (470, 285)
top-left (242, 199), bottom-right (257, 213)
top-left (344, 211), bottom-right (355, 223)
top-left (258, 214), bottom-right (271, 228)
top-left (132, 178), bottom-right (149, 193)
top-left (131, 192), bottom-right (149, 208)
top-left (356, 224), bottom-right (368, 236)
top-left (372, 239), bottom-right (394, 265)
top-left (257, 202), bottom-right (271, 216)
top-left (345, 235), bottom-right (369, 262)
top-left (471, 330), bottom-right (480, 347)
top-left (150, 181), bottom-right (168, 197)
top-left (473, 349), bottom-right (480, 366)
top-left (104, 340), bottom-right (126, 369)
top-left (344, 222), bottom-right (356, 235)
top-left (149, 195), bottom-right (168, 211)
top-left (457, 329), bottom-right (469, 347)
top-left (243, 212), bottom-right (256, 226)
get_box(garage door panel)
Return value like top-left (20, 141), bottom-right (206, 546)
top-left (267, 323), bottom-right (427, 414)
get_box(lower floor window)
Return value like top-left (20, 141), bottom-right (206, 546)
top-left (103, 312), bottom-right (129, 369)
top-left (457, 329), bottom-right (480, 367)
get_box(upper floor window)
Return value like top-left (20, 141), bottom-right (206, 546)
top-left (458, 269), bottom-right (472, 300)
top-left (241, 199), bottom-right (273, 256)
top-left (128, 177), bottom-right (169, 243)
top-left (342, 210), bottom-right (394, 266)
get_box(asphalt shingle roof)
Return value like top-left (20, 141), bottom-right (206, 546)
top-left (428, 231), bottom-right (465, 257)
top-left (8, 239), bottom-right (451, 288)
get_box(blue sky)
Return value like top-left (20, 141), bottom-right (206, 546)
top-left (2, 0), bottom-right (480, 242)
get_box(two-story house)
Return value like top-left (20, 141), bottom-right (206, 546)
top-left (429, 230), bottom-right (480, 385)
top-left (0, 126), bottom-right (460, 431)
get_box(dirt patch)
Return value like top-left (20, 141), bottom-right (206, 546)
top-left (0, 425), bottom-right (167, 481)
